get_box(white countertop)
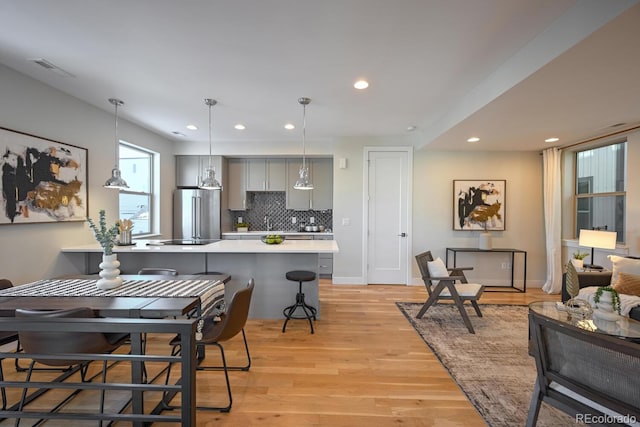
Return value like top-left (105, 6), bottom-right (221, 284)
top-left (62, 239), bottom-right (339, 254)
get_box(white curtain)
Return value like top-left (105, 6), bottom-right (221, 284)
top-left (542, 147), bottom-right (562, 293)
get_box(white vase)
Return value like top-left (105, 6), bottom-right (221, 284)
top-left (595, 291), bottom-right (614, 312)
top-left (97, 253), bottom-right (123, 290)
top-left (479, 231), bottom-right (492, 250)
top-left (571, 259), bottom-right (584, 270)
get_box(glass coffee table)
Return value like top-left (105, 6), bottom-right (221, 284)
top-left (529, 301), bottom-right (640, 340)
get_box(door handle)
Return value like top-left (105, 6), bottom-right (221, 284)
top-left (194, 196), bottom-right (202, 239)
top-left (398, 232), bottom-right (407, 237)
top-left (192, 197), bottom-right (197, 238)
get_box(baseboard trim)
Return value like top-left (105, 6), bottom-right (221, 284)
top-left (332, 276), bottom-right (366, 285)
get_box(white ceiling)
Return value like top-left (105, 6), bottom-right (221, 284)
top-left (0, 0), bottom-right (639, 152)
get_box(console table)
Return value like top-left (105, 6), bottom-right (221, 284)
top-left (445, 247), bottom-right (527, 292)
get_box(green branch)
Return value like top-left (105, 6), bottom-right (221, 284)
top-left (87, 210), bottom-right (119, 255)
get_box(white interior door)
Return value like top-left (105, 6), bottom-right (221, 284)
top-left (366, 149), bottom-right (410, 284)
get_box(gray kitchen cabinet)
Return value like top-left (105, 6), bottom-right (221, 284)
top-left (227, 158), bottom-right (248, 210)
top-left (242, 235), bottom-right (262, 240)
top-left (176, 155), bottom-right (201, 188)
top-left (267, 159), bottom-right (286, 191)
top-left (318, 255), bottom-right (333, 277)
top-left (285, 158), bottom-right (333, 210)
top-left (176, 155), bottom-right (222, 188)
top-left (314, 234), bottom-right (334, 276)
top-left (246, 158), bottom-right (286, 191)
top-left (223, 235), bottom-right (242, 240)
top-left (310, 158), bottom-right (332, 210)
top-left (246, 159), bottom-right (266, 191)
top-left (313, 235), bottom-right (332, 240)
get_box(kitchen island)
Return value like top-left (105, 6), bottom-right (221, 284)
top-left (61, 239), bottom-right (338, 319)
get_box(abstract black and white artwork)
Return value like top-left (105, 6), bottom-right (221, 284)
top-left (0, 127), bottom-right (88, 224)
top-left (453, 180), bottom-right (505, 231)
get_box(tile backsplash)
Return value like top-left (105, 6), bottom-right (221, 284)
top-left (231, 192), bottom-right (332, 231)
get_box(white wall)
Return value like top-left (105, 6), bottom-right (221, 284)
top-left (331, 137), bottom-right (370, 284)
top-left (330, 137), bottom-right (547, 287)
top-left (331, 134), bottom-right (639, 288)
top-left (0, 64), bottom-right (175, 284)
top-left (412, 150), bottom-right (545, 287)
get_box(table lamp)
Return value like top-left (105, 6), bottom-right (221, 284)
top-left (578, 229), bottom-right (617, 270)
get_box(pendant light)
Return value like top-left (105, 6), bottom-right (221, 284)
top-left (294, 97), bottom-right (313, 190)
top-left (104, 98), bottom-right (129, 189)
top-left (199, 98), bottom-right (222, 190)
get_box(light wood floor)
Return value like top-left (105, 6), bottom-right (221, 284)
top-left (1, 281), bottom-right (560, 426)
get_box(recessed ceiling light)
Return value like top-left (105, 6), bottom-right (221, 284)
top-left (354, 80), bottom-right (369, 90)
top-left (467, 137), bottom-right (480, 143)
top-left (545, 137), bottom-right (559, 143)
top-left (234, 124), bottom-right (246, 130)
top-left (171, 131), bottom-right (186, 137)
top-left (186, 124), bottom-right (198, 130)
top-left (284, 123), bottom-right (295, 130)
top-left (407, 125), bottom-right (417, 132)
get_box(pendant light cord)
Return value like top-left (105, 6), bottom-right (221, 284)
top-left (113, 101), bottom-right (119, 168)
top-left (109, 98), bottom-right (124, 169)
top-left (302, 102), bottom-right (307, 170)
top-left (204, 98), bottom-right (217, 170)
top-left (208, 101), bottom-right (213, 169)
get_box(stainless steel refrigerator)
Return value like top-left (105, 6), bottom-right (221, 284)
top-left (173, 189), bottom-right (221, 240)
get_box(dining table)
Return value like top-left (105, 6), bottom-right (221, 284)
top-left (0, 274), bottom-right (229, 426)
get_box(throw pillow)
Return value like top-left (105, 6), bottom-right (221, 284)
top-left (565, 261), bottom-right (580, 299)
top-left (613, 272), bottom-right (640, 297)
top-left (427, 257), bottom-right (450, 285)
top-left (608, 255), bottom-right (640, 287)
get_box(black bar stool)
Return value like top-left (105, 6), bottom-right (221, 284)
top-left (282, 270), bottom-right (317, 334)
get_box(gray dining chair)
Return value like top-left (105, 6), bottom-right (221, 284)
top-left (163, 279), bottom-right (254, 412)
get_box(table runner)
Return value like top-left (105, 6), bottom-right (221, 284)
top-left (0, 278), bottom-right (225, 339)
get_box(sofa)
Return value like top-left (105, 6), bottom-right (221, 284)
top-left (561, 256), bottom-right (640, 321)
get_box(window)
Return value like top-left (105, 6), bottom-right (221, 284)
top-left (575, 141), bottom-right (626, 242)
top-left (119, 143), bottom-right (153, 235)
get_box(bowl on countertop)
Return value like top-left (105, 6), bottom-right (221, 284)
top-left (261, 234), bottom-right (285, 244)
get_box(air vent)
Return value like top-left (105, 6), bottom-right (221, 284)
top-left (29, 58), bottom-right (75, 77)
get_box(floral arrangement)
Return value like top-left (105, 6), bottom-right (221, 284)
top-left (87, 210), bottom-right (120, 255)
top-left (593, 286), bottom-right (621, 315)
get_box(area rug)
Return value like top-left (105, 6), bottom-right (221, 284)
top-left (396, 303), bottom-right (582, 427)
